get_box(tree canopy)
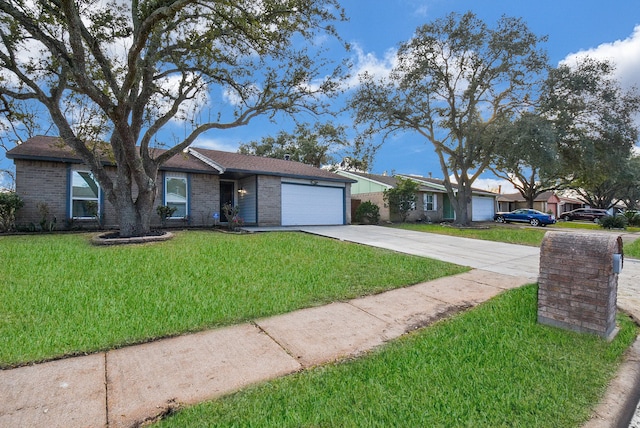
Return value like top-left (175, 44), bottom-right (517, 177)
top-left (348, 12), bottom-right (548, 225)
top-left (540, 57), bottom-right (640, 209)
top-left (238, 122), bottom-right (347, 168)
top-left (489, 113), bottom-right (561, 208)
top-left (0, 0), bottom-right (346, 236)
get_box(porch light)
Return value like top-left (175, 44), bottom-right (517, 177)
top-left (238, 187), bottom-right (247, 195)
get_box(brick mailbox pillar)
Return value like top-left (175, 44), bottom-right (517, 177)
top-left (538, 232), bottom-right (623, 340)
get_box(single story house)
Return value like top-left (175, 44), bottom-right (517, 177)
top-left (497, 191), bottom-right (561, 217)
top-left (7, 136), bottom-right (355, 229)
top-left (336, 170), bottom-right (497, 222)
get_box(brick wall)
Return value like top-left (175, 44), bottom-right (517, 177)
top-left (538, 232), bottom-right (622, 339)
top-left (187, 173), bottom-right (219, 227)
top-left (14, 159), bottom-right (68, 227)
top-left (352, 191), bottom-right (445, 223)
top-left (14, 159), bottom-right (222, 230)
top-left (256, 175), bottom-right (281, 226)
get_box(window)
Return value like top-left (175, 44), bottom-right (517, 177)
top-left (165, 173), bottom-right (188, 217)
top-left (423, 193), bottom-right (436, 211)
top-left (71, 171), bottom-right (100, 218)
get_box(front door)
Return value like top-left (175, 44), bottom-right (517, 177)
top-left (443, 194), bottom-right (455, 220)
top-left (220, 181), bottom-right (234, 220)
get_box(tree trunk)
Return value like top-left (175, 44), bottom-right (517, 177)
top-left (445, 182), bottom-right (471, 226)
top-left (111, 181), bottom-right (157, 238)
top-left (105, 150), bottom-right (159, 238)
top-left (452, 185), bottom-right (473, 226)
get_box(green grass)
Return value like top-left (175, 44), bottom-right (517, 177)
top-left (156, 285), bottom-right (638, 428)
top-left (395, 223), bottom-right (547, 246)
top-left (395, 223), bottom-right (640, 257)
top-left (0, 231), bottom-right (467, 367)
top-left (627, 238), bottom-right (640, 259)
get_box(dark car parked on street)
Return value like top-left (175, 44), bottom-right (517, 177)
top-left (494, 209), bottom-right (556, 227)
top-left (561, 208), bottom-right (609, 222)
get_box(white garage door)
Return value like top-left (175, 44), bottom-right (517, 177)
top-left (282, 183), bottom-right (344, 226)
top-left (472, 196), bottom-right (495, 221)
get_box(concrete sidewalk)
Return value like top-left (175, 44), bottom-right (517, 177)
top-left (0, 270), bottom-right (529, 428)
top-left (2, 225), bottom-right (639, 427)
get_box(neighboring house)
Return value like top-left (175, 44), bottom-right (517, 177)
top-left (497, 191), bottom-right (561, 217)
top-left (336, 170), bottom-right (497, 222)
top-left (7, 136), bottom-right (354, 229)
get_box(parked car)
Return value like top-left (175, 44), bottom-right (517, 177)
top-left (561, 208), bottom-right (609, 222)
top-left (494, 209), bottom-right (556, 227)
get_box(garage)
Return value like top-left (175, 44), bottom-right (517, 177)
top-left (281, 183), bottom-right (345, 226)
top-left (472, 196), bottom-right (496, 221)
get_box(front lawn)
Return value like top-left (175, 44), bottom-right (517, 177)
top-left (0, 231), bottom-right (467, 367)
top-left (156, 285), bottom-right (638, 428)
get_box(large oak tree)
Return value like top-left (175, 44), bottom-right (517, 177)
top-left (489, 113), bottom-right (562, 208)
top-left (540, 57), bottom-right (640, 209)
top-left (349, 12), bottom-right (547, 225)
top-left (0, 0), bottom-right (346, 236)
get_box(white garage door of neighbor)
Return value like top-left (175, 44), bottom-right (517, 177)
top-left (472, 196), bottom-right (495, 221)
top-left (281, 183), bottom-right (344, 226)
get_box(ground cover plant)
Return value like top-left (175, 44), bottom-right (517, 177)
top-left (155, 285), bottom-right (638, 427)
top-left (0, 231), bottom-right (467, 367)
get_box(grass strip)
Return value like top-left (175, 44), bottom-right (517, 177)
top-left (395, 223), bottom-right (640, 258)
top-left (0, 231), bottom-right (466, 367)
top-left (156, 285), bottom-right (638, 428)
top-left (395, 223), bottom-right (547, 246)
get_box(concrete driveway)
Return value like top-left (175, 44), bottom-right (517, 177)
top-left (301, 225), bottom-right (541, 280)
top-left (298, 225), bottom-right (640, 321)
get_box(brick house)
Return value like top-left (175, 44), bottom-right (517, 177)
top-left (496, 191), bottom-right (561, 217)
top-left (7, 136), bottom-right (354, 229)
top-left (336, 170), bottom-right (497, 223)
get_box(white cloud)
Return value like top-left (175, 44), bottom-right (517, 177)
top-left (450, 175), bottom-right (518, 194)
top-left (192, 137), bottom-right (240, 153)
top-left (561, 25), bottom-right (640, 128)
top-left (562, 25), bottom-right (640, 90)
top-left (0, 170), bottom-right (14, 191)
top-left (345, 43), bottom-right (398, 89)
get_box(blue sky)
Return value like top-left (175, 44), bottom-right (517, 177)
top-left (191, 0), bottom-right (640, 192)
top-left (2, 1), bottom-right (639, 192)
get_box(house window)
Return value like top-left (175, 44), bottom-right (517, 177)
top-left (423, 193), bottom-right (437, 211)
top-left (165, 173), bottom-right (188, 217)
top-left (71, 171), bottom-right (100, 218)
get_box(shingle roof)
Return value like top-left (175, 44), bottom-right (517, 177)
top-left (7, 136), bottom-right (353, 183)
top-left (7, 135), bottom-right (213, 172)
top-left (339, 170), bottom-right (399, 187)
top-left (497, 191), bottom-right (559, 202)
top-left (190, 147), bottom-right (353, 182)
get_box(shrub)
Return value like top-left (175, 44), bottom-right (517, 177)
top-left (383, 177), bottom-right (419, 222)
top-left (622, 210), bottom-right (640, 227)
top-left (156, 205), bottom-right (177, 227)
top-left (0, 191), bottom-right (24, 232)
top-left (354, 201), bottom-right (380, 224)
top-left (222, 203), bottom-right (242, 231)
top-left (599, 215), bottom-right (627, 229)
top-left (36, 201), bottom-right (57, 232)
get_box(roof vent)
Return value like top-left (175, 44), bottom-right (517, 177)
top-left (284, 154), bottom-right (291, 161)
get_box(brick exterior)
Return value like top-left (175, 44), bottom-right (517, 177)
top-left (186, 173), bottom-right (219, 227)
top-left (352, 191), bottom-right (445, 223)
top-left (537, 232), bottom-right (622, 339)
top-left (14, 159), bottom-right (68, 227)
top-left (256, 175), bottom-right (281, 226)
top-left (12, 158), bottom-right (351, 230)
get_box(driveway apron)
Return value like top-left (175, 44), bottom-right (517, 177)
top-left (299, 225), bottom-right (640, 321)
